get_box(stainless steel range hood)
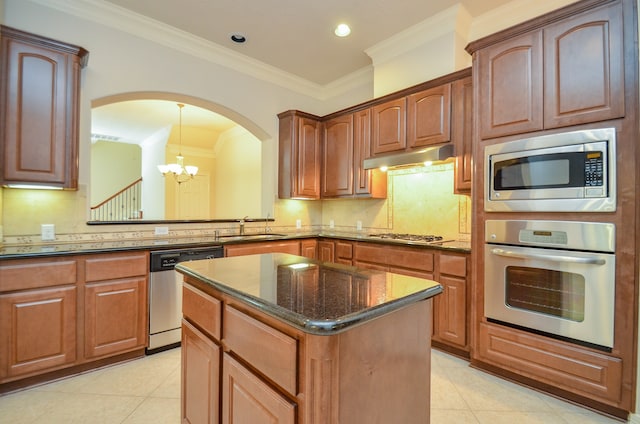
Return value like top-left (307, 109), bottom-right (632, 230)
top-left (362, 143), bottom-right (454, 170)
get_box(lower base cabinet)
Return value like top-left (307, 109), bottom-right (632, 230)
top-left (0, 285), bottom-right (77, 380)
top-left (181, 319), bottom-right (220, 424)
top-left (222, 353), bottom-right (295, 424)
top-left (182, 277), bottom-right (433, 424)
top-left (0, 251), bottom-right (148, 390)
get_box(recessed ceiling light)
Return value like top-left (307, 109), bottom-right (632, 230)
top-left (334, 23), bottom-right (351, 37)
top-left (230, 33), bottom-right (246, 43)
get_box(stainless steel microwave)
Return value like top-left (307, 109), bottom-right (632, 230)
top-left (485, 128), bottom-right (616, 212)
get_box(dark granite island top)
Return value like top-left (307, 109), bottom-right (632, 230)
top-left (176, 253), bottom-right (442, 424)
top-left (176, 252), bottom-right (442, 335)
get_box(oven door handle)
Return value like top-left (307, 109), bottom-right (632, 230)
top-left (489, 248), bottom-right (607, 265)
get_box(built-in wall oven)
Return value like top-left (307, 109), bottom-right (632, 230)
top-left (484, 220), bottom-right (616, 350)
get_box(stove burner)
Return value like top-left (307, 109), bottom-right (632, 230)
top-left (368, 233), bottom-right (445, 243)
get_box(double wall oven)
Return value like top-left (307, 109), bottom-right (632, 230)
top-left (483, 128), bottom-right (617, 351)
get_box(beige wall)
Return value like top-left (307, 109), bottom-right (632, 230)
top-left (0, 0), bottom-right (582, 242)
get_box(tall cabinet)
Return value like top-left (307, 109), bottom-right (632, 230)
top-left (466, 0), bottom-right (638, 417)
top-left (0, 26), bottom-right (88, 189)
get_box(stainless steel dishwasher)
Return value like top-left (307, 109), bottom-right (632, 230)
top-left (148, 245), bottom-right (223, 354)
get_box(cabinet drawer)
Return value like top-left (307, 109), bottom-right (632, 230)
top-left (335, 241), bottom-right (353, 260)
top-left (182, 285), bottom-right (222, 341)
top-left (389, 246), bottom-right (434, 272)
top-left (439, 254), bottom-right (467, 277)
top-left (0, 258), bottom-right (77, 292)
top-left (224, 305), bottom-right (297, 395)
top-left (85, 252), bottom-right (147, 282)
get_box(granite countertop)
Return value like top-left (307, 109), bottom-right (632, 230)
top-left (0, 231), bottom-right (470, 259)
top-left (176, 253), bottom-right (443, 335)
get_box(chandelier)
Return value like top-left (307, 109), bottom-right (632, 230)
top-left (157, 103), bottom-right (198, 183)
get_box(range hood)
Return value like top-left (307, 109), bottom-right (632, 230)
top-left (362, 143), bottom-right (454, 170)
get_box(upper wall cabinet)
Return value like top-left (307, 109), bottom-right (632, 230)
top-left (371, 98), bottom-right (407, 155)
top-left (0, 26), bottom-right (89, 189)
top-left (278, 110), bottom-right (322, 199)
top-left (322, 111), bottom-right (387, 199)
top-left (407, 84), bottom-right (452, 148)
top-left (471, 0), bottom-right (624, 140)
top-left (452, 76), bottom-right (473, 193)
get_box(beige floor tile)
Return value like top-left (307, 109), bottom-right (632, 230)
top-left (558, 412), bottom-right (623, 423)
top-left (431, 366), bottom-right (468, 410)
top-left (3, 391), bottom-right (144, 424)
top-left (474, 411), bottom-right (568, 424)
top-left (431, 409), bottom-right (480, 424)
top-left (121, 397), bottom-right (181, 424)
top-left (149, 367), bottom-right (181, 399)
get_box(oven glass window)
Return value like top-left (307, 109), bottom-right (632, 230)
top-left (505, 266), bottom-right (585, 322)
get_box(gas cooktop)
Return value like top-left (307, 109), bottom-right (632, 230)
top-left (368, 233), bottom-right (451, 244)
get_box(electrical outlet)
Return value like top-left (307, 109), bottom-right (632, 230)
top-left (356, 220), bottom-right (362, 231)
top-left (41, 224), bottom-right (55, 241)
top-left (155, 226), bottom-right (169, 236)
top-left (296, 219), bottom-right (302, 229)
top-left (329, 219), bottom-right (335, 229)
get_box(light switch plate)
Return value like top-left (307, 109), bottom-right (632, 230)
top-left (41, 224), bottom-right (55, 241)
top-left (356, 220), bottom-right (362, 231)
top-left (329, 219), bottom-right (335, 229)
top-left (296, 219), bottom-right (302, 229)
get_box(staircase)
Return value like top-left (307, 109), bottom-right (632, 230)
top-left (91, 178), bottom-right (143, 221)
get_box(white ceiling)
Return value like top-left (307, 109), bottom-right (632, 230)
top-left (93, 0), bottom-right (514, 145)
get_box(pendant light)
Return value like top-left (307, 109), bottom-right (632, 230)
top-left (157, 103), bottom-right (198, 183)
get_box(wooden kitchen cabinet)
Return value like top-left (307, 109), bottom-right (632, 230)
top-left (371, 98), bottom-right (407, 155)
top-left (0, 285), bottom-right (77, 381)
top-left (432, 253), bottom-right (468, 354)
top-left (354, 242), bottom-right (435, 279)
top-left (322, 114), bottom-right (354, 197)
top-left (224, 240), bottom-right (301, 257)
top-left (318, 239), bottom-right (335, 262)
top-left (472, 0), bottom-right (624, 139)
top-left (335, 240), bottom-right (354, 266)
top-left (278, 110), bottom-right (322, 199)
top-left (0, 26), bottom-right (88, 189)
top-left (322, 110), bottom-right (387, 199)
top-left (353, 108), bottom-right (387, 198)
top-left (181, 284), bottom-right (222, 424)
top-left (300, 239), bottom-right (317, 259)
top-left (407, 83), bottom-right (452, 148)
top-left (452, 76), bottom-right (473, 193)
top-left (222, 353), bottom-right (295, 424)
top-left (83, 252), bottom-right (148, 359)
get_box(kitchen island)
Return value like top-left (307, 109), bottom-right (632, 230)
top-left (176, 253), bottom-right (442, 424)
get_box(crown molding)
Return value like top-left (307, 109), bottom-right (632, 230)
top-left (365, 4), bottom-right (464, 66)
top-left (27, 0), bottom-right (372, 100)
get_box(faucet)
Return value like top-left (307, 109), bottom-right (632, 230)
top-left (264, 213), bottom-right (272, 233)
top-left (239, 216), bottom-right (248, 235)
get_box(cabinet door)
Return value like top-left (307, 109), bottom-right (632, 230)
top-left (84, 277), bottom-right (147, 358)
top-left (300, 239), bottom-right (317, 259)
top-left (335, 240), bottom-right (354, 266)
top-left (543, 2), bottom-right (624, 128)
top-left (182, 319), bottom-right (220, 424)
top-left (296, 116), bottom-right (321, 198)
top-left (0, 286), bottom-right (77, 380)
top-left (371, 98), bottom-right (406, 155)
top-left (222, 353), bottom-right (295, 424)
top-left (322, 114), bottom-right (354, 197)
top-left (278, 111), bottom-right (321, 199)
top-left (407, 84), bottom-right (451, 148)
top-left (477, 31), bottom-right (544, 139)
top-left (0, 26), bottom-right (87, 189)
top-left (433, 275), bottom-right (467, 348)
top-left (453, 76), bottom-right (473, 193)
top-left (318, 240), bottom-right (335, 263)
top-left (354, 108), bottom-right (387, 198)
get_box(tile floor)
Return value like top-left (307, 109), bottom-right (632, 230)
top-left (0, 347), bottom-right (624, 423)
